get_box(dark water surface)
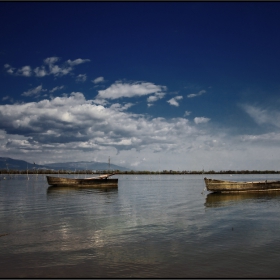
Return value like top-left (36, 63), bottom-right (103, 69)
top-left (1, 174), bottom-right (280, 278)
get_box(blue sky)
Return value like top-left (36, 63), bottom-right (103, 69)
top-left (1, 2), bottom-right (280, 171)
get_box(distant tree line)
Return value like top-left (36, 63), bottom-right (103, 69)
top-left (1, 169), bottom-right (280, 175)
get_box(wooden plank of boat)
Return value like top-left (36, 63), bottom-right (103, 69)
top-left (46, 174), bottom-right (118, 188)
top-left (204, 177), bottom-right (280, 193)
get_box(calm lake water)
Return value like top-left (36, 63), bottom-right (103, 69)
top-left (1, 173), bottom-right (280, 278)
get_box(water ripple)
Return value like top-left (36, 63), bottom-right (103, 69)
top-left (1, 174), bottom-right (280, 277)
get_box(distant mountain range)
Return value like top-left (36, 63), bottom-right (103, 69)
top-left (0, 157), bottom-right (130, 171)
top-left (45, 161), bottom-right (130, 171)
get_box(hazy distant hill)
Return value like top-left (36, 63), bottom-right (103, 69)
top-left (0, 157), bottom-right (130, 171)
top-left (0, 157), bottom-right (38, 170)
top-left (46, 161), bottom-right (130, 171)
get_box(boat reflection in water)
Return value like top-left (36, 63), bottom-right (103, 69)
top-left (47, 185), bottom-right (118, 196)
top-left (205, 191), bottom-right (280, 208)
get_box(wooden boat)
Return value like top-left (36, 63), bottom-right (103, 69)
top-left (46, 174), bottom-right (118, 188)
top-left (204, 177), bottom-right (280, 193)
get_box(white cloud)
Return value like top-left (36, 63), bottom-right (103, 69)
top-left (4, 57), bottom-right (90, 78)
top-left (22, 85), bottom-right (47, 97)
top-left (167, 96), bottom-right (183, 107)
top-left (2, 94), bottom-right (280, 171)
top-left (97, 81), bottom-right (167, 100)
top-left (4, 64), bottom-right (15, 74)
top-left (184, 111), bottom-right (191, 116)
top-left (49, 86), bottom-right (64, 93)
top-left (110, 103), bottom-right (134, 111)
top-left (1, 96), bottom-right (14, 103)
top-left (44, 57), bottom-right (60, 65)
top-left (187, 90), bottom-right (206, 98)
top-left (6, 68), bottom-right (15, 74)
top-left (66, 58), bottom-right (91, 66)
top-left (242, 104), bottom-right (280, 128)
top-left (47, 62), bottom-right (72, 76)
top-left (34, 66), bottom-right (48, 77)
top-left (0, 93), bottom-right (206, 166)
top-left (76, 74), bottom-right (87, 82)
top-left (147, 96), bottom-right (158, 103)
top-left (92, 76), bottom-right (105, 84)
top-left (240, 132), bottom-right (280, 143)
top-left (17, 66), bottom-right (33, 77)
top-left (194, 117), bottom-right (210, 124)
top-left (147, 92), bottom-right (165, 103)
top-left (93, 98), bottom-right (109, 106)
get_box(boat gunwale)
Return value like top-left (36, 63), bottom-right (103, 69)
top-left (204, 178), bottom-right (280, 184)
top-left (204, 177), bottom-right (280, 193)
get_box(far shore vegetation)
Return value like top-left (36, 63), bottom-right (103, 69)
top-left (1, 169), bottom-right (280, 175)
